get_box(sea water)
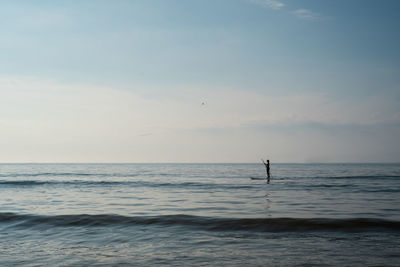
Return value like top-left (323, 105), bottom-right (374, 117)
top-left (0, 163), bottom-right (399, 266)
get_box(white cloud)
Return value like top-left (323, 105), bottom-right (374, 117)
top-left (248, 1), bottom-right (322, 22)
top-left (248, 0), bottom-right (285, 10)
top-left (292, 9), bottom-right (320, 20)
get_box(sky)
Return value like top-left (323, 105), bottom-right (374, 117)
top-left (0, 0), bottom-right (399, 163)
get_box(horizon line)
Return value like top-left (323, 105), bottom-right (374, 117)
top-left (0, 162), bottom-right (399, 164)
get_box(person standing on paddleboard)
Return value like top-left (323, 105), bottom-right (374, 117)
top-left (262, 159), bottom-right (270, 182)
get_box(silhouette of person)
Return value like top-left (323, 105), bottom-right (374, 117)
top-left (262, 159), bottom-right (270, 182)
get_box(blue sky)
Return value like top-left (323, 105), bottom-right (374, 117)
top-left (1, 0), bottom-right (399, 162)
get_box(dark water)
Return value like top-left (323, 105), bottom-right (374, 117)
top-left (0, 163), bottom-right (399, 266)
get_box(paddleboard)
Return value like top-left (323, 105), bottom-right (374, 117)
top-left (250, 177), bottom-right (267, 180)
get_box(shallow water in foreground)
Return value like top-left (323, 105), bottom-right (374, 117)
top-left (0, 163), bottom-right (399, 266)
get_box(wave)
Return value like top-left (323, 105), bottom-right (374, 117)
top-left (1, 172), bottom-right (399, 180)
top-left (0, 181), bottom-right (48, 186)
top-left (0, 172), bottom-right (192, 178)
top-left (0, 172), bottom-right (98, 177)
top-left (0, 180), bottom-right (253, 190)
top-left (280, 175), bottom-right (400, 180)
top-left (1, 213), bottom-right (399, 233)
top-left (304, 184), bottom-right (354, 188)
top-left (325, 175), bottom-right (400, 179)
top-left (0, 172), bottom-right (139, 178)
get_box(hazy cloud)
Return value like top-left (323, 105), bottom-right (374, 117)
top-left (248, 1), bottom-right (321, 21)
top-left (1, 76), bottom-right (398, 162)
top-left (248, 0), bottom-right (285, 10)
top-left (292, 9), bottom-right (320, 20)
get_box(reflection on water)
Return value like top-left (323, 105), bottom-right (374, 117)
top-left (264, 192), bottom-right (272, 214)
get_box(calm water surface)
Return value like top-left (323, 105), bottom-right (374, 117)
top-left (0, 163), bottom-right (399, 266)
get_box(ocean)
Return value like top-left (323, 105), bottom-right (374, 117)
top-left (0, 163), bottom-right (399, 266)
